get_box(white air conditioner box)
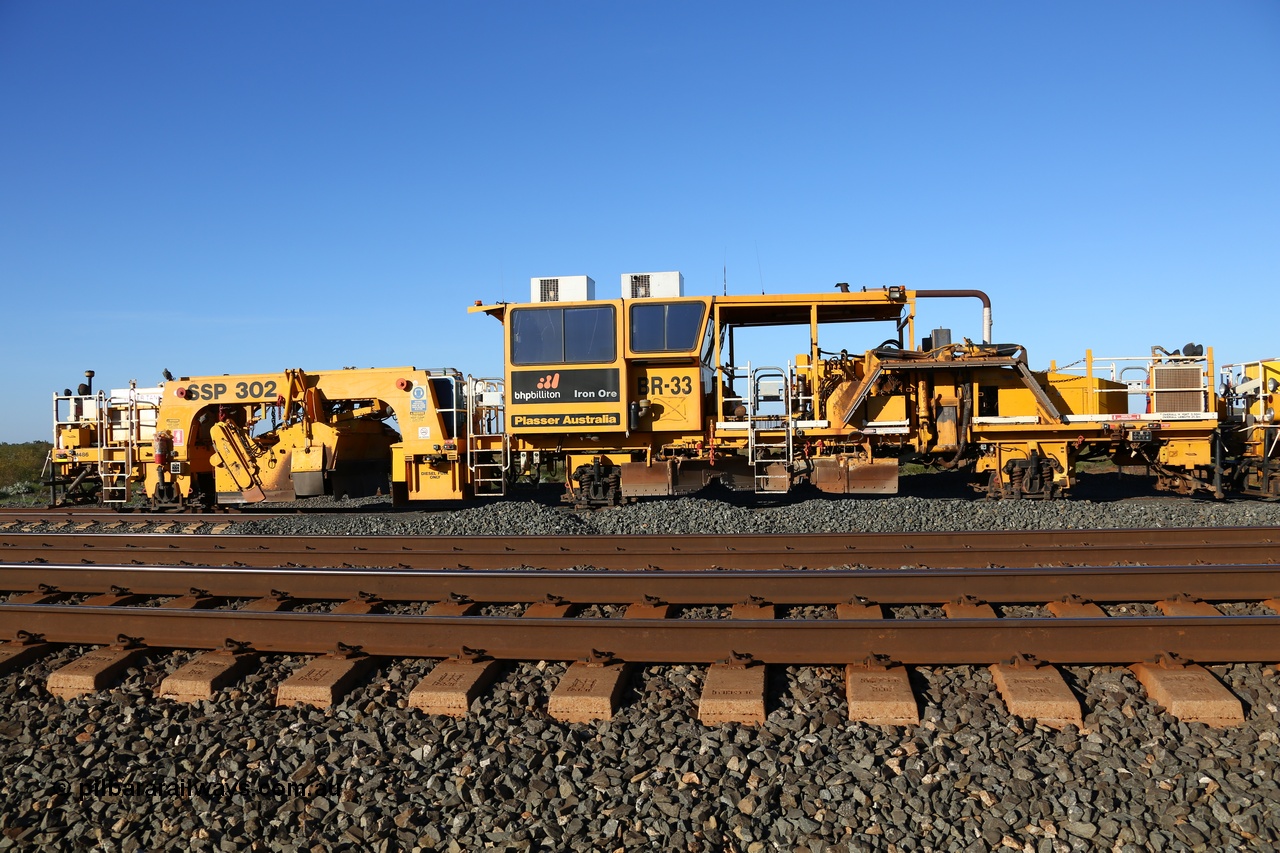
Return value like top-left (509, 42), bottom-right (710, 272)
top-left (622, 271), bottom-right (684, 299)
top-left (530, 275), bottom-right (595, 303)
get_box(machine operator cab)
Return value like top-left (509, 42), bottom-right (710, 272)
top-left (469, 273), bottom-right (714, 504)
top-left (470, 273), bottom-right (714, 442)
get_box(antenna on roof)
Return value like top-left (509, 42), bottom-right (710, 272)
top-left (722, 254), bottom-right (727, 296)
top-left (755, 244), bottom-right (764, 295)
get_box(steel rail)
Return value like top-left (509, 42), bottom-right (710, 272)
top-left (5, 563), bottom-right (1280, 604)
top-left (3, 527), bottom-right (1278, 570)
top-left (0, 509), bottom-right (288, 525)
top-left (2, 604), bottom-right (1277, 664)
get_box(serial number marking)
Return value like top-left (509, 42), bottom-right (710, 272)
top-left (183, 380), bottom-right (279, 402)
top-left (638, 375), bottom-right (694, 396)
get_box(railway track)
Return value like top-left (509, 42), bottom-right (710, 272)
top-left (2, 562), bottom-right (1279, 663)
top-left (3, 526), bottom-right (1278, 569)
top-left (4, 524), bottom-right (1277, 727)
top-left (0, 505), bottom-right (402, 528)
top-left (0, 507), bottom-right (287, 525)
top-left (3, 561), bottom-right (1280, 608)
top-left (2, 559), bottom-right (1277, 727)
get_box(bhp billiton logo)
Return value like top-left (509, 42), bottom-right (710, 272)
top-left (537, 373), bottom-right (561, 390)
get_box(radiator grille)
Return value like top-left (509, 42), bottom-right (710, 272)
top-left (1151, 365), bottom-right (1203, 413)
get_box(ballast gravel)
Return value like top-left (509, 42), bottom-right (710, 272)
top-left (228, 490), bottom-right (1280, 538)
top-left (4, 490), bottom-right (1280, 850)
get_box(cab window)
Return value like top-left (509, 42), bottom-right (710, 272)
top-left (630, 302), bottom-right (706, 353)
top-left (511, 305), bottom-right (616, 365)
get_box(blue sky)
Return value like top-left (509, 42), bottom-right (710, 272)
top-left (2, 2), bottom-right (1277, 442)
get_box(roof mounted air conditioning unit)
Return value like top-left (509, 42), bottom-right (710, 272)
top-left (622, 271), bottom-right (683, 299)
top-left (530, 275), bottom-right (594, 303)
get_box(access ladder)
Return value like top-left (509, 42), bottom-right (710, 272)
top-left (466, 377), bottom-right (509, 496)
top-left (748, 364), bottom-right (796, 494)
top-left (97, 391), bottom-right (140, 504)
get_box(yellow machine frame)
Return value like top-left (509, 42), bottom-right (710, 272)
top-left (48, 284), bottom-right (1261, 508)
top-left (51, 367), bottom-right (477, 507)
top-left (471, 286), bottom-right (1229, 503)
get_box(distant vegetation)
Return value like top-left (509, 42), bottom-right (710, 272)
top-left (0, 441), bottom-right (51, 501)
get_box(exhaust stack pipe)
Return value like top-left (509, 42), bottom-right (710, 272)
top-left (914, 290), bottom-right (992, 344)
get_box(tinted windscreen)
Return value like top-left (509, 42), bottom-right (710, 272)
top-left (630, 302), bottom-right (706, 352)
top-left (564, 306), bottom-right (615, 362)
top-left (511, 305), bottom-right (615, 365)
top-left (511, 309), bottom-right (564, 364)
